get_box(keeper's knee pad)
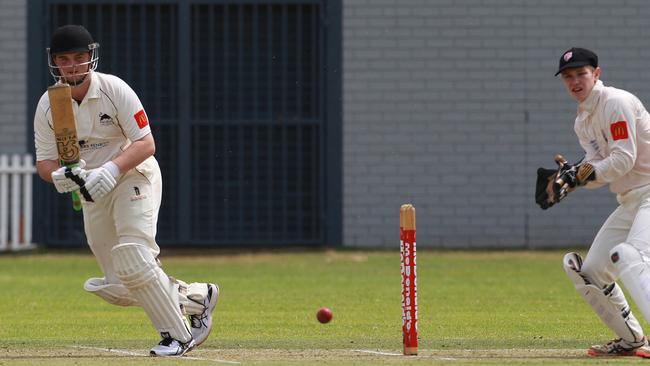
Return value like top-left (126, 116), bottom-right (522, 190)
top-left (611, 243), bottom-right (650, 324)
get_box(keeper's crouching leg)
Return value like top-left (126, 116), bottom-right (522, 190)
top-left (563, 252), bottom-right (644, 344)
top-left (611, 243), bottom-right (650, 326)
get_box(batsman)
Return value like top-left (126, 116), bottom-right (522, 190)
top-left (537, 47), bottom-right (650, 358)
top-left (33, 25), bottom-right (218, 356)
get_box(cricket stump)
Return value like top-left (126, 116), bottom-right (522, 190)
top-left (400, 204), bottom-right (418, 356)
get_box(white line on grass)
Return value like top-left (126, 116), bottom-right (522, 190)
top-left (353, 349), bottom-right (402, 356)
top-left (72, 345), bottom-right (146, 357)
top-left (353, 349), bottom-right (457, 360)
top-left (70, 345), bottom-right (241, 364)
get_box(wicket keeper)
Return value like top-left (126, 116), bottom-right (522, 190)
top-left (551, 47), bottom-right (650, 358)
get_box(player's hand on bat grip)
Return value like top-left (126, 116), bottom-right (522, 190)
top-left (83, 161), bottom-right (119, 201)
top-left (51, 159), bottom-right (88, 193)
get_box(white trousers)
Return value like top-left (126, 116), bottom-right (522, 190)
top-left (81, 156), bottom-right (162, 284)
top-left (582, 184), bottom-right (650, 288)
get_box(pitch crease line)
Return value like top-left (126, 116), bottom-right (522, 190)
top-left (353, 349), bottom-right (403, 356)
top-left (70, 345), bottom-right (241, 364)
top-left (353, 349), bottom-right (458, 360)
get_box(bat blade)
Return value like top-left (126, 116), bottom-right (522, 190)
top-left (48, 82), bottom-right (84, 210)
top-left (48, 83), bottom-right (81, 166)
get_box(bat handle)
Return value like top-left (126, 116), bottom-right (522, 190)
top-left (71, 191), bottom-right (82, 211)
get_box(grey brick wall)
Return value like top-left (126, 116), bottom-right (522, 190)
top-left (0, 0), bottom-right (27, 154)
top-left (6, 0), bottom-right (650, 248)
top-left (342, 0), bottom-right (650, 248)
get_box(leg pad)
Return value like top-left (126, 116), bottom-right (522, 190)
top-left (564, 252), bottom-right (643, 342)
top-left (84, 277), bottom-right (138, 306)
top-left (112, 243), bottom-right (192, 343)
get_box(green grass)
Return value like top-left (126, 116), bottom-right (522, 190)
top-left (1, 249), bottom-right (648, 365)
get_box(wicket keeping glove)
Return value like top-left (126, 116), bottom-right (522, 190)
top-left (535, 155), bottom-right (596, 210)
top-left (535, 155), bottom-right (576, 210)
top-left (51, 159), bottom-right (88, 193)
top-left (83, 161), bottom-right (120, 201)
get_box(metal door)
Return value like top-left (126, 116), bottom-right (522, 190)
top-left (28, 0), bottom-right (341, 247)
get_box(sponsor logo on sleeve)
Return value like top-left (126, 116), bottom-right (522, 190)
top-left (610, 121), bottom-right (629, 141)
top-left (134, 109), bottom-right (149, 129)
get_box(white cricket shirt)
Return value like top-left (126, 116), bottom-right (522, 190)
top-left (574, 80), bottom-right (650, 194)
top-left (34, 71), bottom-right (151, 169)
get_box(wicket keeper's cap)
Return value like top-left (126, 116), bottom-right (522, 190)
top-left (49, 25), bottom-right (97, 55)
top-left (555, 47), bottom-right (598, 76)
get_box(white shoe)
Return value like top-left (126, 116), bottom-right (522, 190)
top-left (190, 283), bottom-right (219, 346)
top-left (150, 336), bottom-right (196, 357)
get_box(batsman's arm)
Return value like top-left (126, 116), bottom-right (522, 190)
top-left (111, 133), bottom-right (156, 173)
top-left (36, 159), bottom-right (59, 183)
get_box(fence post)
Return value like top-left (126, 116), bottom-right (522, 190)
top-left (11, 154), bottom-right (20, 250)
top-left (0, 153), bottom-right (37, 252)
top-left (22, 154), bottom-right (34, 247)
top-left (0, 155), bottom-right (8, 250)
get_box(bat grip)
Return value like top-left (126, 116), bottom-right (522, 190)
top-left (71, 191), bottom-right (82, 211)
top-left (63, 165), bottom-right (94, 203)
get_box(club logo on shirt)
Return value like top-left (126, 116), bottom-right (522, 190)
top-left (610, 121), bottom-right (629, 141)
top-left (130, 186), bottom-right (147, 201)
top-left (134, 109), bottom-right (149, 129)
top-left (99, 113), bottom-right (114, 126)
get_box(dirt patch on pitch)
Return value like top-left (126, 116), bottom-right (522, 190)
top-left (194, 348), bottom-right (592, 364)
top-left (0, 347), bottom-right (613, 365)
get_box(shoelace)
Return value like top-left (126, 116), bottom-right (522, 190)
top-left (190, 306), bottom-right (210, 328)
top-left (604, 338), bottom-right (640, 352)
top-left (158, 337), bottom-right (175, 346)
top-left (190, 288), bottom-right (213, 329)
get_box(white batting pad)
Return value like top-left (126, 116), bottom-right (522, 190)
top-left (84, 277), bottom-right (138, 306)
top-left (176, 280), bottom-right (209, 315)
top-left (563, 252), bottom-right (644, 342)
top-left (611, 243), bottom-right (650, 324)
top-left (111, 243), bottom-right (192, 343)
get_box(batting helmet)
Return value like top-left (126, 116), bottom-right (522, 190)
top-left (47, 25), bottom-right (100, 83)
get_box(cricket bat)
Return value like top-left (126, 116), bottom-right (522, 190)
top-left (47, 82), bottom-right (93, 210)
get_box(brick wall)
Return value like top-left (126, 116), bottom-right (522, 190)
top-left (342, 0), bottom-right (650, 247)
top-left (0, 0), bottom-right (27, 154)
top-left (6, 0), bottom-right (650, 248)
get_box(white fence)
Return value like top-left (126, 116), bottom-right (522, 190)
top-left (0, 154), bottom-right (36, 252)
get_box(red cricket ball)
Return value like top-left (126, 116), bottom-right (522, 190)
top-left (317, 307), bottom-right (333, 324)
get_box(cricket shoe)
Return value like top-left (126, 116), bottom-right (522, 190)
top-left (150, 335), bottom-right (196, 357)
top-left (587, 336), bottom-right (648, 357)
top-left (190, 283), bottom-right (219, 346)
top-left (636, 340), bottom-right (650, 358)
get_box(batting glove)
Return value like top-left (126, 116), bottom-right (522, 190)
top-left (84, 161), bottom-right (120, 201)
top-left (51, 159), bottom-right (88, 193)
